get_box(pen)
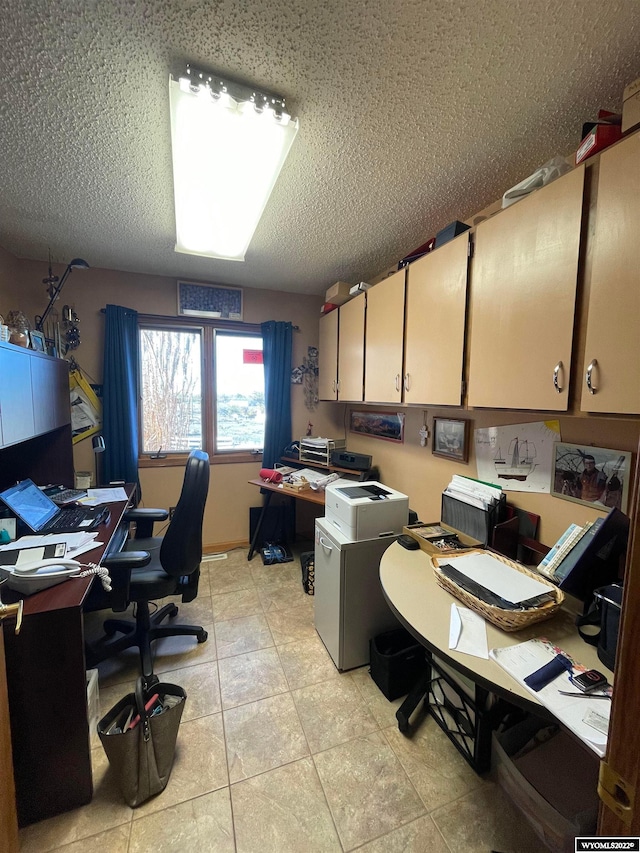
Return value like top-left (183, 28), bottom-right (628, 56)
top-left (557, 690), bottom-right (611, 699)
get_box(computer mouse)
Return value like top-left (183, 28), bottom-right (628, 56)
top-left (398, 534), bottom-right (420, 550)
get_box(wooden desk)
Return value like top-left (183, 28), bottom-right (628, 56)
top-left (247, 478), bottom-right (325, 560)
top-left (2, 487), bottom-right (134, 826)
top-left (380, 542), bottom-right (611, 723)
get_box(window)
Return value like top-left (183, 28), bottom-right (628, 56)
top-left (138, 319), bottom-right (264, 461)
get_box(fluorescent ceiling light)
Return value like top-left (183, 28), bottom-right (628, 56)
top-left (169, 71), bottom-right (299, 261)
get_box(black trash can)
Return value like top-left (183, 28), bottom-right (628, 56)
top-left (369, 627), bottom-right (425, 700)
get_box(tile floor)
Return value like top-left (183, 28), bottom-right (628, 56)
top-left (18, 547), bottom-right (543, 853)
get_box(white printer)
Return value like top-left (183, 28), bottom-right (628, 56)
top-left (324, 480), bottom-right (409, 541)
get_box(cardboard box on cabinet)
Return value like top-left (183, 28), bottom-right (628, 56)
top-left (325, 281), bottom-right (351, 305)
top-left (622, 77), bottom-right (640, 134)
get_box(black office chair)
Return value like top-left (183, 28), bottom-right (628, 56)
top-left (86, 449), bottom-right (210, 680)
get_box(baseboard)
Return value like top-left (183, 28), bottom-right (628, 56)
top-left (203, 540), bottom-right (248, 554)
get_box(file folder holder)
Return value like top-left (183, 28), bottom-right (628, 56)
top-left (441, 492), bottom-right (506, 548)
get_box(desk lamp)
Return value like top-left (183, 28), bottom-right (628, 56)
top-left (35, 258), bottom-right (90, 332)
top-left (92, 434), bottom-right (105, 487)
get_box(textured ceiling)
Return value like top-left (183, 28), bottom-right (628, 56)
top-left (0, 1), bottom-right (639, 296)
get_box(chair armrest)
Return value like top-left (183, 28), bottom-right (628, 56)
top-left (124, 508), bottom-right (170, 539)
top-left (101, 550), bottom-right (151, 611)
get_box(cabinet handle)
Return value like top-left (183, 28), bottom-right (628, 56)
top-left (395, 373), bottom-right (401, 392)
top-left (586, 359), bottom-right (598, 395)
top-left (404, 373), bottom-right (410, 391)
top-left (553, 361), bottom-right (563, 393)
top-left (319, 536), bottom-right (333, 553)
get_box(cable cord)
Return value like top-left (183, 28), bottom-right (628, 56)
top-left (72, 562), bottom-right (112, 591)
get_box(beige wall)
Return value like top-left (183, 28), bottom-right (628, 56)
top-left (1, 247), bottom-right (638, 551)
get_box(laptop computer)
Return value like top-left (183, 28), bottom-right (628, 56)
top-left (0, 479), bottom-right (109, 534)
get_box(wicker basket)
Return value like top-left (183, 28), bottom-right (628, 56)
top-left (432, 550), bottom-right (564, 632)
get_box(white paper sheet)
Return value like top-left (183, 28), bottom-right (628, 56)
top-left (448, 604), bottom-right (489, 659)
top-left (446, 552), bottom-right (552, 604)
top-left (83, 487), bottom-right (129, 504)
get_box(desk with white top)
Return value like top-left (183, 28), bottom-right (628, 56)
top-left (379, 542), bottom-right (612, 760)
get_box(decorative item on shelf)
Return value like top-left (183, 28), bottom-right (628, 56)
top-left (5, 310), bottom-right (31, 347)
top-left (62, 304), bottom-right (81, 351)
top-left (92, 434), bottom-right (106, 487)
top-left (35, 256), bottom-right (90, 336)
top-left (0, 314), bottom-right (10, 343)
top-left (29, 330), bottom-right (46, 352)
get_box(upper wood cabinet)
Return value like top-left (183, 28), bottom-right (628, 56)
top-left (0, 344), bottom-right (70, 448)
top-left (404, 233), bottom-right (470, 406)
top-left (580, 133), bottom-right (640, 414)
top-left (318, 309), bottom-right (339, 401)
top-left (337, 293), bottom-right (365, 402)
top-left (467, 165), bottom-right (585, 410)
top-left (364, 269), bottom-right (406, 403)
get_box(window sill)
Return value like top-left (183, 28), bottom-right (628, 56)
top-left (139, 451), bottom-right (262, 468)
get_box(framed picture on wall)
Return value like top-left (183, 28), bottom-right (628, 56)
top-left (350, 410), bottom-right (405, 442)
top-left (551, 441), bottom-right (631, 513)
top-left (177, 280), bottom-right (243, 320)
top-left (432, 418), bottom-right (470, 462)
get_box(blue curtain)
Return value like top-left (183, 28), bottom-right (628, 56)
top-left (103, 304), bottom-right (140, 487)
top-left (261, 321), bottom-right (292, 468)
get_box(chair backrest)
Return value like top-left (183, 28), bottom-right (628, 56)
top-left (160, 449), bottom-right (210, 577)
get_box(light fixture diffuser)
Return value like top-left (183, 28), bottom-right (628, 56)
top-left (169, 72), bottom-right (299, 261)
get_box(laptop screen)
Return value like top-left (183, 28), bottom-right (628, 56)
top-left (0, 479), bottom-right (60, 532)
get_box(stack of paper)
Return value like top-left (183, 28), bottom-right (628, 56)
top-left (0, 532), bottom-right (101, 560)
top-left (444, 475), bottom-right (503, 510)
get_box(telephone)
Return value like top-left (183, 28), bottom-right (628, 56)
top-left (12, 558), bottom-right (82, 574)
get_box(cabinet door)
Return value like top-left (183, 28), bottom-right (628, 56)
top-left (467, 165), bottom-right (585, 410)
top-left (404, 234), bottom-right (469, 405)
top-left (364, 269), bottom-right (406, 403)
top-left (31, 355), bottom-right (71, 435)
top-left (337, 294), bottom-right (365, 402)
top-left (581, 133), bottom-right (640, 414)
top-left (318, 310), bottom-right (338, 400)
top-left (0, 347), bottom-right (34, 447)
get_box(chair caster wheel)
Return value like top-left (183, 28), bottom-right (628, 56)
top-left (168, 605), bottom-right (179, 618)
top-left (197, 629), bottom-right (208, 644)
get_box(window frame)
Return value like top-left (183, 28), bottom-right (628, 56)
top-left (137, 313), bottom-right (264, 467)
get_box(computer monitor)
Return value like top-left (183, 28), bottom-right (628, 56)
top-left (556, 507), bottom-right (630, 604)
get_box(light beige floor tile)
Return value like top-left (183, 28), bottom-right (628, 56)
top-left (356, 814), bottom-right (451, 852)
top-left (152, 620), bottom-right (216, 674)
top-left (212, 587), bottom-right (263, 622)
top-left (95, 649), bottom-right (143, 690)
top-left (157, 660), bottom-right (222, 720)
top-left (265, 601), bottom-right (316, 645)
top-left (169, 593), bottom-right (214, 626)
top-left (383, 716), bottom-right (482, 812)
top-left (218, 646), bottom-right (289, 709)
top-left (257, 577), bottom-right (311, 612)
top-left (313, 731), bottom-right (425, 850)
top-left (129, 789), bottom-right (235, 853)
top-left (292, 675), bottom-right (379, 753)
top-left (208, 564), bottom-right (254, 595)
top-left (431, 782), bottom-right (542, 853)
top-left (278, 635), bottom-right (339, 689)
top-left (214, 613), bottom-right (274, 658)
top-left (19, 748), bottom-right (132, 853)
top-left (224, 692), bottom-right (309, 782)
top-left (231, 757), bottom-right (341, 853)
top-left (132, 713), bottom-right (228, 818)
top-left (351, 668), bottom-right (406, 729)
top-left (249, 559), bottom-right (300, 587)
top-left (49, 823), bottom-right (132, 853)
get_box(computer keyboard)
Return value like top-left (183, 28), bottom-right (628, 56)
top-left (49, 488), bottom-right (88, 505)
top-left (48, 508), bottom-right (88, 530)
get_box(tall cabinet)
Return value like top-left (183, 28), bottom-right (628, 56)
top-left (580, 132), bottom-right (640, 414)
top-left (467, 166), bottom-right (585, 410)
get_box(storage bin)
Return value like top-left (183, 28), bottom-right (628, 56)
top-left (492, 725), bottom-right (599, 853)
top-left (369, 627), bottom-right (424, 700)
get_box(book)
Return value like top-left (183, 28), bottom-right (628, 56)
top-left (553, 517), bottom-right (604, 582)
top-left (537, 522), bottom-right (593, 579)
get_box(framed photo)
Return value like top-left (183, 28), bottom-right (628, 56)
top-left (29, 330), bottom-right (46, 352)
top-left (551, 442), bottom-right (632, 513)
top-left (350, 410), bottom-right (404, 442)
top-left (177, 280), bottom-right (243, 321)
top-left (432, 418), bottom-right (470, 462)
